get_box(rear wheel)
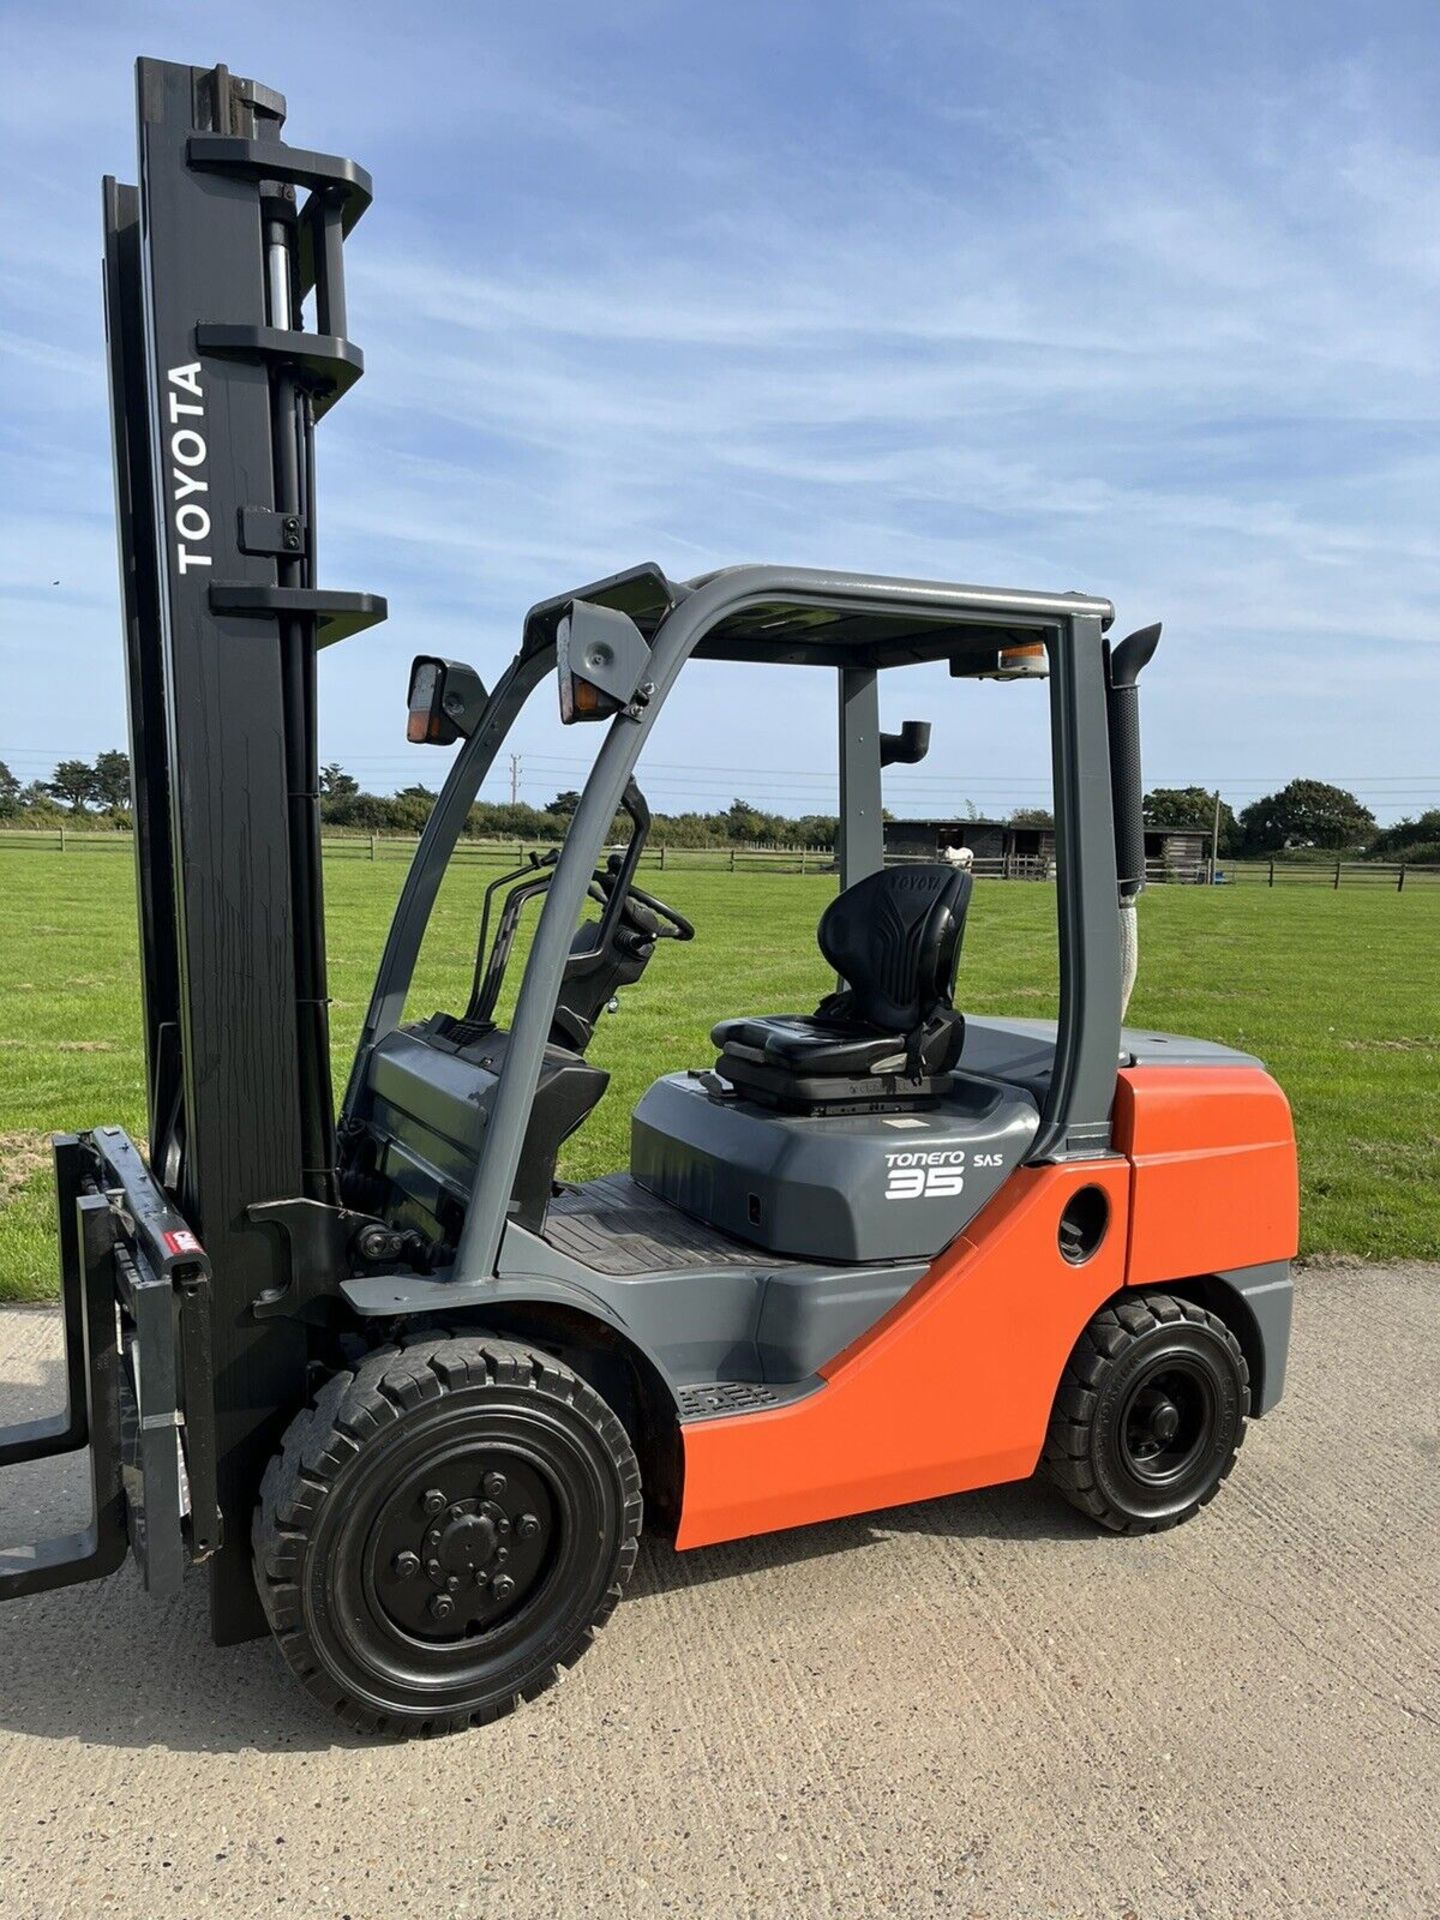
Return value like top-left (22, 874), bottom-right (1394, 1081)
top-left (1044, 1295), bottom-right (1249, 1534)
top-left (253, 1335), bottom-right (641, 1738)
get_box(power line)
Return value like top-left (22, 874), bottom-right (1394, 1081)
top-left (5, 744), bottom-right (1437, 785)
top-left (4, 742), bottom-right (1436, 789)
top-left (3, 746), bottom-right (1435, 814)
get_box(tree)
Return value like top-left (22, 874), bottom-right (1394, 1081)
top-left (323, 790), bottom-right (394, 831)
top-left (318, 765), bottom-right (361, 826)
top-left (92, 748), bottom-right (132, 812)
top-left (46, 759), bottom-right (99, 813)
top-left (1008, 806), bottom-right (1054, 827)
top-left (723, 798), bottom-right (767, 842)
top-left (320, 763), bottom-right (359, 798)
top-left (545, 790), bottom-right (582, 817)
top-left (389, 787), bottom-right (437, 833)
top-left (1144, 785), bottom-right (1239, 855)
top-left (1366, 809), bottom-right (1440, 863)
top-left (790, 813), bottom-right (839, 849)
top-left (0, 759), bottom-right (19, 820)
top-left (1239, 780), bottom-right (1376, 853)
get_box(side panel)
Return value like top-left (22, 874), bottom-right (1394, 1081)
top-left (1113, 1065), bottom-right (1299, 1285)
top-left (676, 1159), bottom-right (1130, 1549)
top-left (1218, 1262), bottom-right (1293, 1415)
top-left (631, 1070), bottom-right (1041, 1263)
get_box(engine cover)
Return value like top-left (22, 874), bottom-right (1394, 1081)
top-left (631, 1071), bottom-right (1041, 1263)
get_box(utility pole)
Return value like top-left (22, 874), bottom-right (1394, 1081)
top-left (1210, 788), bottom-right (1222, 884)
top-left (509, 753), bottom-right (521, 805)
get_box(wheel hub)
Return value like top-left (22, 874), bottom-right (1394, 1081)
top-left (1119, 1365), bottom-right (1213, 1483)
top-left (1148, 1399), bottom-right (1180, 1444)
top-left (436, 1507), bottom-right (498, 1577)
top-left (1131, 1389), bottom-right (1181, 1453)
top-left (369, 1459), bottom-right (555, 1642)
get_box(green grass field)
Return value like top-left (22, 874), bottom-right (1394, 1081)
top-left (1, 851), bottom-right (1435, 1299)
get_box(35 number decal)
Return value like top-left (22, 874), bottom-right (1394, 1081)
top-left (883, 1151), bottom-right (967, 1201)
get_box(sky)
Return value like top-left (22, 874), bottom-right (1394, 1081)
top-left (1, 0), bottom-right (1437, 826)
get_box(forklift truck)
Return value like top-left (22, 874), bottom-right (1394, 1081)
top-left (0, 59), bottom-right (1299, 1737)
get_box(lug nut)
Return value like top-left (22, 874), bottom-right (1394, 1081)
top-left (446, 1574), bottom-right (461, 1593)
top-left (495, 1547), bottom-right (509, 1564)
top-left (483, 1472), bottom-right (507, 1499)
top-left (497, 1519), bottom-right (511, 1536)
top-left (491, 1574), bottom-right (515, 1602)
top-left (516, 1513), bottom-right (540, 1539)
top-left (426, 1558), bottom-right (442, 1579)
top-left (422, 1489), bottom-right (446, 1515)
top-left (392, 1550), bottom-right (419, 1580)
top-left (429, 1594), bottom-right (455, 1621)
top-left (448, 1503), bottom-right (466, 1522)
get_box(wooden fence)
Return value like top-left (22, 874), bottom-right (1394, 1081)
top-left (1213, 859), bottom-right (1437, 890)
top-left (0, 833), bottom-right (1052, 880)
top-left (0, 829), bottom-right (839, 874)
top-left (1, 828), bottom-right (1435, 889)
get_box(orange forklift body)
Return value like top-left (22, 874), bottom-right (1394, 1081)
top-left (677, 1066), bottom-right (1297, 1549)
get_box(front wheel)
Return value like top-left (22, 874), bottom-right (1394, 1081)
top-left (1044, 1295), bottom-right (1250, 1533)
top-left (253, 1336), bottom-right (642, 1738)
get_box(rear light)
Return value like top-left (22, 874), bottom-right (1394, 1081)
top-left (954, 639), bottom-right (1052, 682)
top-left (405, 656), bottom-right (487, 744)
top-left (992, 642), bottom-right (1049, 680)
top-left (556, 602), bottom-right (651, 724)
top-left (407, 661), bottom-right (454, 744)
top-left (561, 673), bottom-right (616, 724)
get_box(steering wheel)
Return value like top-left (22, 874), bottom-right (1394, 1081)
top-left (621, 879), bottom-right (695, 942)
top-left (594, 857), bottom-right (695, 943)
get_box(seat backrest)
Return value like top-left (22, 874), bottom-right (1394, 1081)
top-left (817, 864), bottom-right (972, 1034)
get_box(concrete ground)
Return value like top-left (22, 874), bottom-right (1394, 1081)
top-left (0, 1263), bottom-right (1436, 1920)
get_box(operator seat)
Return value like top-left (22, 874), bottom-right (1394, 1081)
top-left (711, 863), bottom-right (972, 1111)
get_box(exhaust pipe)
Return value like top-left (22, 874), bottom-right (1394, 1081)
top-left (1105, 622), bottom-right (1162, 1019)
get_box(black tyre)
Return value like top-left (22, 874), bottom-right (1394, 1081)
top-left (253, 1335), bottom-right (642, 1738)
top-left (1043, 1295), bottom-right (1249, 1534)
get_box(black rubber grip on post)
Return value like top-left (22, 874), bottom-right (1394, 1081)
top-left (1106, 624), bottom-right (1162, 899)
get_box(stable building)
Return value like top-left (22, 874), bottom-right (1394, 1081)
top-left (883, 817), bottom-right (1054, 876)
top-left (883, 818), bottom-right (1208, 880)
